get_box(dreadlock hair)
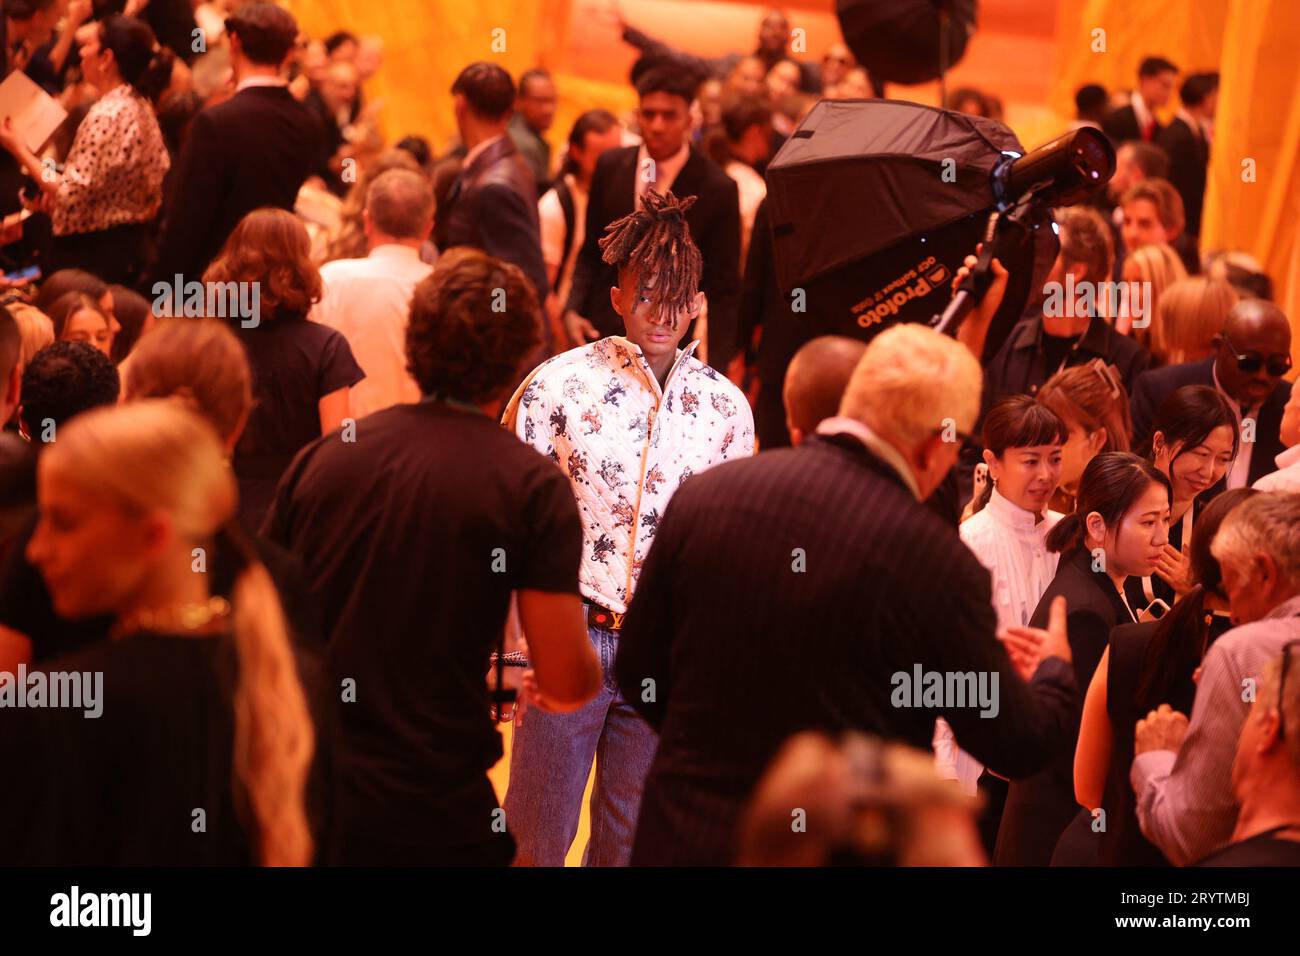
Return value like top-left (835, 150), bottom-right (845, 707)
top-left (598, 188), bottom-right (702, 330)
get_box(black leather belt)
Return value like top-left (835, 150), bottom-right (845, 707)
top-left (586, 602), bottom-right (625, 630)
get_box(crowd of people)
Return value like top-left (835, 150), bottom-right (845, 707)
top-left (0, 1), bottom-right (1296, 868)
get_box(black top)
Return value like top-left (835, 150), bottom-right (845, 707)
top-left (565, 144), bottom-right (742, 370)
top-left (1158, 116), bottom-right (1210, 237)
top-left (1102, 612), bottom-right (1233, 866)
top-left (1130, 356), bottom-right (1292, 488)
top-left (232, 314), bottom-right (363, 532)
top-left (1198, 830), bottom-right (1300, 867)
top-left (615, 433), bottom-right (1079, 866)
top-left (264, 398), bottom-right (583, 857)
top-left (150, 86), bottom-right (323, 285)
top-left (0, 630), bottom-right (336, 865)
top-left (0, 511), bottom-right (325, 662)
top-left (995, 546), bottom-right (1135, 866)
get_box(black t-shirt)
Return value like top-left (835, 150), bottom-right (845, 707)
top-left (1198, 831), bottom-right (1300, 867)
top-left (0, 512), bottom-right (324, 662)
top-left (232, 314), bottom-right (364, 531)
top-left (1040, 331), bottom-right (1080, 378)
top-left (0, 630), bottom-right (336, 865)
top-left (264, 398), bottom-right (582, 854)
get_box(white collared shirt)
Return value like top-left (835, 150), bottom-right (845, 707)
top-left (312, 244), bottom-right (433, 419)
top-left (634, 141), bottom-right (690, 207)
top-left (814, 416), bottom-right (922, 499)
top-left (1131, 90), bottom-right (1155, 136)
top-left (463, 133), bottom-right (507, 172)
top-left (936, 488), bottom-right (1064, 794)
top-left (1253, 444), bottom-right (1300, 493)
top-left (236, 74), bottom-right (289, 93)
top-left (1211, 360), bottom-right (1257, 489)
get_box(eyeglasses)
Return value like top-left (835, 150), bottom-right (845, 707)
top-left (1222, 332), bottom-right (1293, 377)
top-left (1279, 639), bottom-right (1300, 740)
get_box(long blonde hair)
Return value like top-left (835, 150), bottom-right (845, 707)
top-left (49, 401), bottom-right (315, 866)
top-left (1120, 243), bottom-right (1187, 344)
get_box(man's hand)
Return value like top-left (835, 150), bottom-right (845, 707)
top-left (999, 595), bottom-right (1071, 680)
top-left (1135, 704), bottom-right (1189, 755)
top-left (564, 310), bottom-right (600, 347)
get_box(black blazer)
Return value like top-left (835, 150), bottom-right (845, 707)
top-left (616, 432), bottom-right (1080, 866)
top-left (1157, 116), bottom-right (1210, 237)
top-left (151, 87), bottom-right (321, 285)
top-left (994, 546), bottom-right (1135, 866)
top-left (1103, 103), bottom-right (1162, 145)
top-left (1130, 356), bottom-right (1292, 486)
top-left (564, 145), bottom-right (742, 369)
top-left (432, 135), bottom-right (549, 321)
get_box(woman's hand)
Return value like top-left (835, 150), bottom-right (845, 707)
top-left (1154, 543), bottom-right (1193, 596)
top-left (0, 118), bottom-right (26, 159)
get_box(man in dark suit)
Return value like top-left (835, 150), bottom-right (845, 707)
top-left (1104, 57), bottom-right (1178, 145)
top-left (150, 3), bottom-right (319, 290)
top-left (433, 62), bottom-right (550, 349)
top-left (1158, 72), bottom-right (1218, 239)
top-left (1131, 299), bottom-right (1293, 487)
top-left (564, 66), bottom-right (741, 371)
top-left (616, 323), bottom-right (1080, 866)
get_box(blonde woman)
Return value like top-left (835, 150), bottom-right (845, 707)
top-left (2, 401), bottom-right (323, 865)
top-left (1117, 243), bottom-right (1186, 343)
top-left (1149, 276), bottom-right (1238, 366)
top-left (8, 302), bottom-right (55, 370)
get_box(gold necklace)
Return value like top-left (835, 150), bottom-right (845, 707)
top-left (112, 596), bottom-right (232, 640)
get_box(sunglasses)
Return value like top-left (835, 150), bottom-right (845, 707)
top-left (1280, 638), bottom-right (1300, 740)
top-left (1223, 333), bottom-right (1293, 377)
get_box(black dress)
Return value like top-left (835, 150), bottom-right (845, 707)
top-left (1100, 612), bottom-right (1233, 865)
top-left (994, 546), bottom-right (1135, 866)
top-left (231, 312), bottom-right (364, 532)
top-left (0, 630), bottom-right (336, 865)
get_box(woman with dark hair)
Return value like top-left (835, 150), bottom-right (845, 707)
top-left (107, 283), bottom-right (153, 363)
top-left (204, 208), bottom-right (363, 531)
top-left (939, 397), bottom-right (1067, 797)
top-left (994, 451), bottom-right (1171, 865)
top-left (0, 15), bottom-right (173, 284)
top-left (1075, 487), bottom-right (1257, 866)
top-left (1125, 384), bottom-right (1239, 614)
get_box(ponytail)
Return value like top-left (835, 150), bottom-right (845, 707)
top-left (221, 523), bottom-right (315, 867)
top-left (101, 15), bottom-right (174, 105)
top-left (1046, 511), bottom-right (1084, 553)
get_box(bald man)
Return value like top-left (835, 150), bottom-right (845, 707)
top-left (782, 335), bottom-right (867, 446)
top-left (1131, 298), bottom-right (1294, 487)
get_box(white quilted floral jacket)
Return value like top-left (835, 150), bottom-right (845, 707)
top-left (504, 336), bottom-right (755, 614)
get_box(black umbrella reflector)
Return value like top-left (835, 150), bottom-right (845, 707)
top-left (765, 99), bottom-right (1060, 350)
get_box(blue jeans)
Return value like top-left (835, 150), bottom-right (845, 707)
top-left (503, 620), bottom-right (658, 866)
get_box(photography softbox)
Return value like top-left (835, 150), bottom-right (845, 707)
top-left (764, 98), bottom-right (1060, 355)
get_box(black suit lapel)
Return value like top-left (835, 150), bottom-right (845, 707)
top-left (609, 147), bottom-right (638, 220)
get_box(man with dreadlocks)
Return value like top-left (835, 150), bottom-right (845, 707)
top-left (501, 188), bottom-right (754, 866)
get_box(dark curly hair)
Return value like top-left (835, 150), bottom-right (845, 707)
top-left (406, 248), bottom-right (540, 403)
top-left (20, 341), bottom-right (120, 439)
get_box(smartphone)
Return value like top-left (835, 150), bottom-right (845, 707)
top-left (3, 264), bottom-right (40, 283)
top-left (1138, 598), bottom-right (1171, 623)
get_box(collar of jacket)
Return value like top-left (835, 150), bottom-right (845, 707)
top-left (462, 134), bottom-right (515, 177)
top-left (1011, 312), bottom-right (1116, 358)
top-left (599, 335), bottom-right (701, 399)
top-left (813, 416), bottom-right (922, 499)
